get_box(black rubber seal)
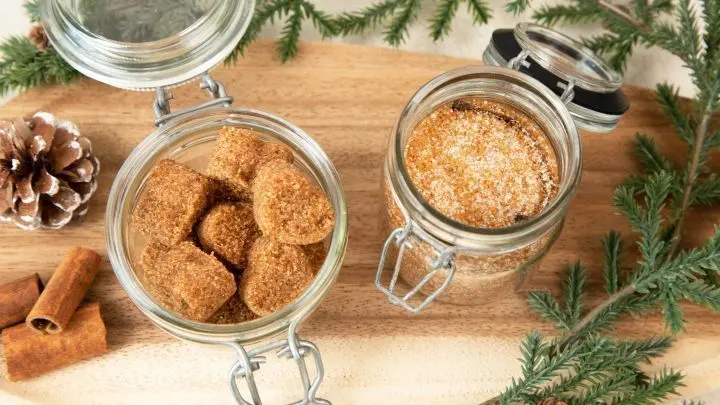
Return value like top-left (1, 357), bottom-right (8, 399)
top-left (490, 29), bottom-right (630, 115)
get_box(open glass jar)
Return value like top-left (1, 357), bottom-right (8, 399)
top-left (376, 24), bottom-right (628, 312)
top-left (42, 1), bottom-right (348, 403)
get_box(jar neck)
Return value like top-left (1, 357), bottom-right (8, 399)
top-left (386, 65), bottom-right (582, 253)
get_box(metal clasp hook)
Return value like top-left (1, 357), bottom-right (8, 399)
top-left (153, 73), bottom-right (234, 127)
top-left (227, 318), bottom-right (330, 404)
top-left (375, 221), bottom-right (458, 313)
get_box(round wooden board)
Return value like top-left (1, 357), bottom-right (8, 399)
top-left (1, 41), bottom-right (719, 404)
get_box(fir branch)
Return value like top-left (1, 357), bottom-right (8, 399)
top-left (691, 176), bottom-right (720, 205)
top-left (383, 0), bottom-right (422, 46)
top-left (225, 0), bottom-right (287, 64)
top-left (334, 0), bottom-right (404, 36)
top-left (24, 0), bottom-right (41, 23)
top-left (655, 83), bottom-right (695, 145)
top-left (619, 369), bottom-right (684, 404)
top-left (505, 0), bottom-right (531, 15)
top-left (0, 36), bottom-right (80, 96)
top-left (634, 133), bottom-right (674, 174)
top-left (527, 291), bottom-right (572, 331)
top-left (277, 1), bottom-right (304, 63)
top-left (532, 4), bottom-right (602, 27)
top-left (562, 262), bottom-right (586, 327)
top-left (465, 0), bottom-right (492, 25)
top-left (603, 230), bottom-right (623, 295)
top-left (429, 0), bottom-right (461, 42)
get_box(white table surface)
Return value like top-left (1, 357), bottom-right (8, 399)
top-left (0, 1), bottom-right (716, 404)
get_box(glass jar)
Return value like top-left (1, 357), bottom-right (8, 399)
top-left (107, 107), bottom-right (348, 404)
top-left (376, 24), bottom-right (629, 312)
top-left (42, 1), bottom-right (349, 403)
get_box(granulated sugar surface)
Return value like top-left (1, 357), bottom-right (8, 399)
top-left (404, 99), bottom-right (559, 228)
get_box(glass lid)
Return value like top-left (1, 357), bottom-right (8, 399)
top-left (514, 23), bottom-right (623, 93)
top-left (483, 22), bottom-right (630, 133)
top-left (41, 0), bottom-right (255, 90)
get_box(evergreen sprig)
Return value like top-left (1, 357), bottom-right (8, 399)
top-left (484, 0), bottom-right (720, 402)
top-left (0, 36), bottom-right (79, 96)
top-left (335, 0), bottom-right (491, 44)
top-left (225, 0), bottom-right (338, 64)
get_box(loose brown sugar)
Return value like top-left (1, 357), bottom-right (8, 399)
top-left (197, 202), bottom-right (260, 269)
top-left (141, 241), bottom-right (236, 322)
top-left (134, 159), bottom-right (211, 245)
top-left (404, 98), bottom-right (559, 228)
top-left (253, 160), bottom-right (334, 245)
top-left (240, 237), bottom-right (314, 316)
top-left (207, 294), bottom-right (258, 324)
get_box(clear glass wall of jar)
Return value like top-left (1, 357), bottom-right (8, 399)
top-left (106, 107), bottom-right (348, 402)
top-left (377, 66), bottom-right (581, 311)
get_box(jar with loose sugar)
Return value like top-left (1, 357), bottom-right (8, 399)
top-left (376, 24), bottom-right (629, 312)
top-left (42, 1), bottom-right (348, 403)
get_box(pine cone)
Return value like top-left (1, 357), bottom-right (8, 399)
top-left (28, 24), bottom-right (49, 51)
top-left (0, 113), bottom-right (99, 230)
top-left (538, 398), bottom-right (567, 405)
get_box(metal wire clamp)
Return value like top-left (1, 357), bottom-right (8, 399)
top-left (153, 73), bottom-right (234, 127)
top-left (227, 317), bottom-right (330, 405)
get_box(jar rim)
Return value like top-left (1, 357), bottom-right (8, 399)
top-left (388, 65), bottom-right (582, 252)
top-left (106, 107), bottom-right (348, 344)
top-left (41, 0), bottom-right (255, 90)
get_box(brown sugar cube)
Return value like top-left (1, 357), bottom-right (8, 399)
top-left (240, 237), bottom-right (314, 316)
top-left (197, 202), bottom-right (260, 268)
top-left (140, 239), bottom-right (177, 311)
top-left (206, 127), bottom-right (263, 196)
top-left (133, 159), bottom-right (212, 245)
top-left (303, 242), bottom-right (328, 274)
top-left (141, 241), bottom-right (236, 322)
top-left (168, 242), bottom-right (237, 322)
top-left (259, 142), bottom-right (294, 167)
top-left (252, 160), bottom-right (334, 245)
top-left (207, 294), bottom-right (258, 324)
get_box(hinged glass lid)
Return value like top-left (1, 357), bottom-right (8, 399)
top-left (483, 22), bottom-right (630, 132)
top-left (41, 0), bottom-right (255, 90)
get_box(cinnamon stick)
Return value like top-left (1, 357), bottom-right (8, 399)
top-left (26, 247), bottom-right (101, 334)
top-left (2, 302), bottom-right (108, 381)
top-left (0, 273), bottom-right (43, 330)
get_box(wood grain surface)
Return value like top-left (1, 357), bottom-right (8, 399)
top-left (0, 41), bottom-right (719, 404)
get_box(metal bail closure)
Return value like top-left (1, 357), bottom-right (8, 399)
top-left (483, 22), bottom-right (630, 133)
top-left (227, 320), bottom-right (330, 405)
top-left (153, 74), bottom-right (234, 127)
top-left (375, 221), bottom-right (457, 313)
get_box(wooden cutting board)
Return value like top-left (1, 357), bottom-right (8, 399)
top-left (1, 41), bottom-right (719, 405)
